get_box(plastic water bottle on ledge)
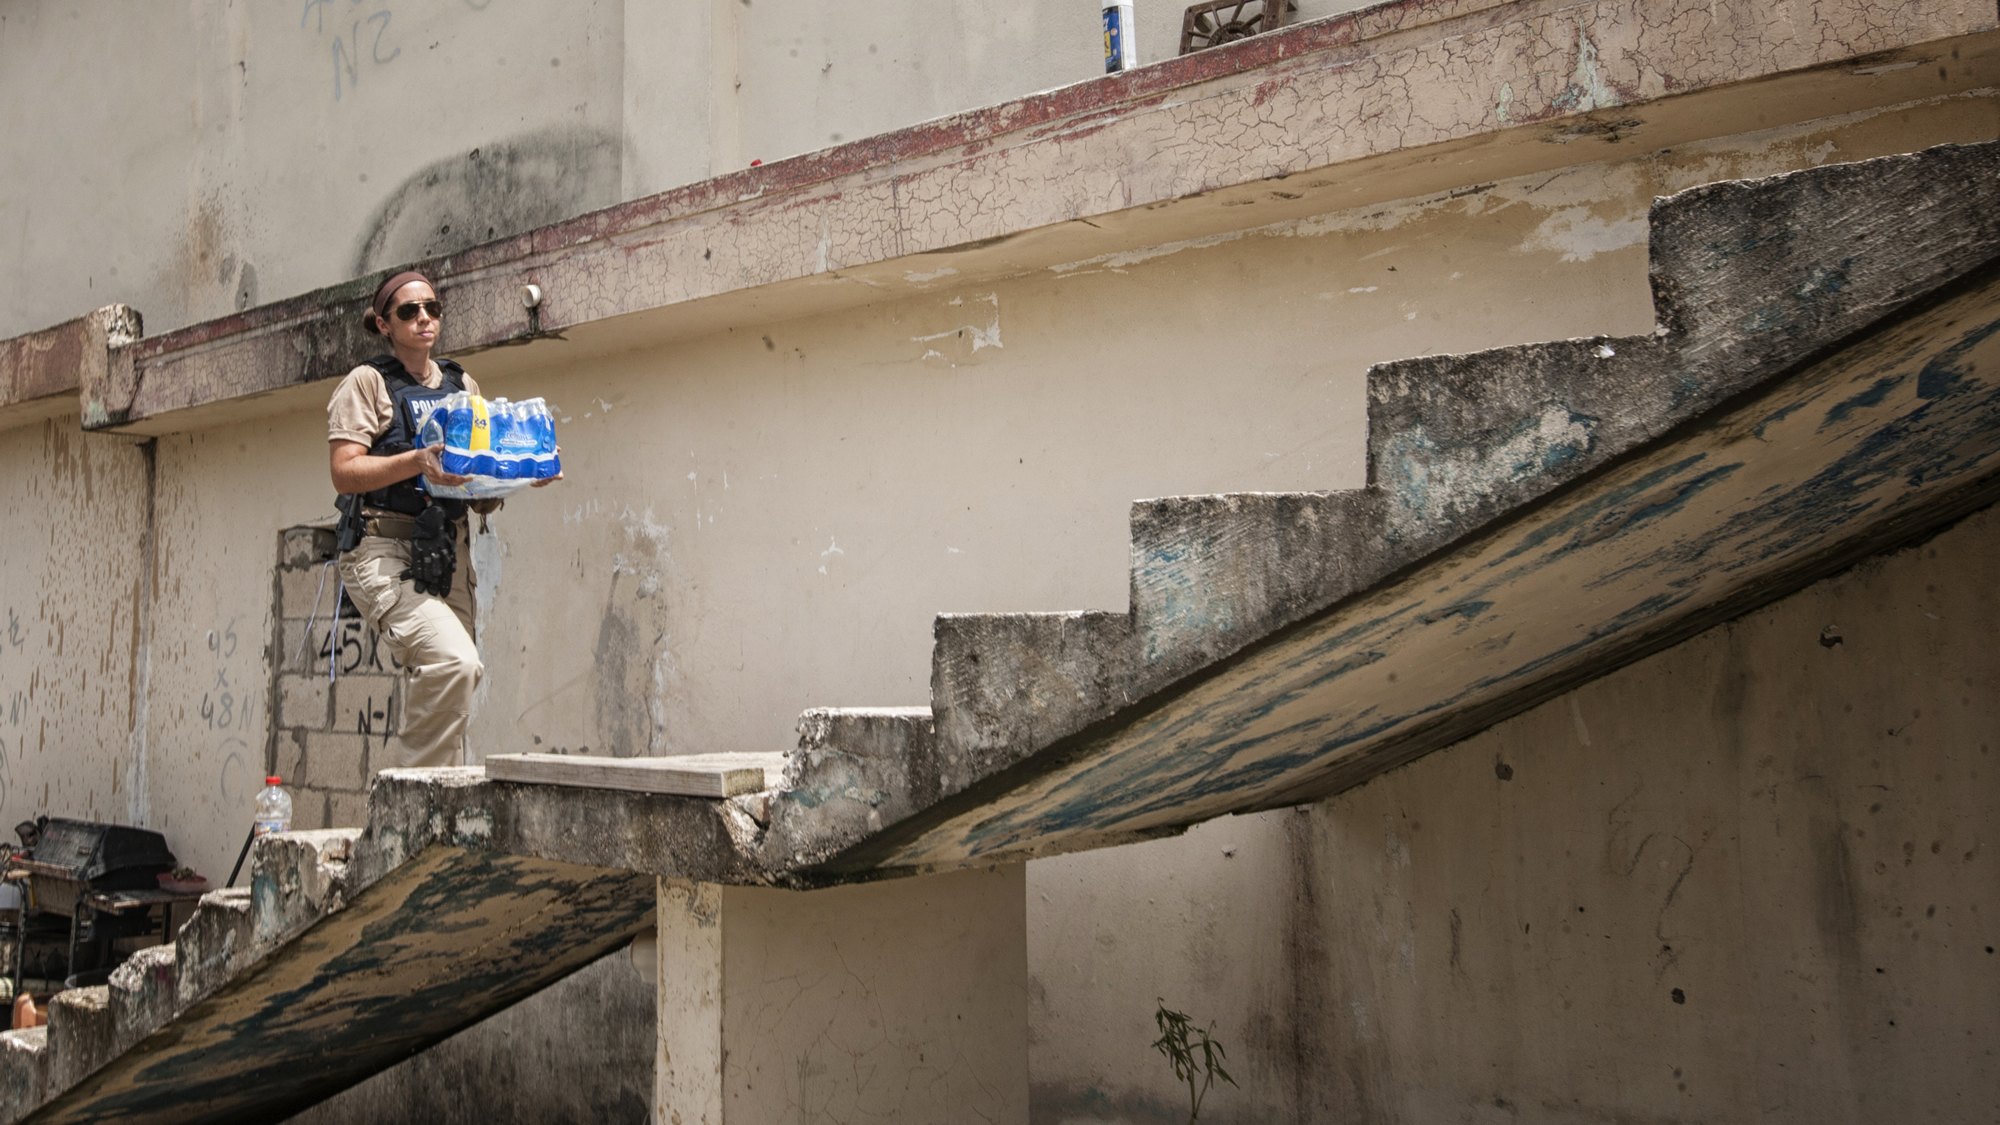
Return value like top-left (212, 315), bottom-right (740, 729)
top-left (253, 777), bottom-right (293, 838)
top-left (1102, 0), bottom-right (1136, 72)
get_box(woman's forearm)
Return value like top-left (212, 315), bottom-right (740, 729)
top-left (330, 443), bottom-right (428, 494)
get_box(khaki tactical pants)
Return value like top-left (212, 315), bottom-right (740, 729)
top-left (339, 521), bottom-right (482, 769)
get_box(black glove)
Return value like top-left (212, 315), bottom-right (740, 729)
top-left (401, 505), bottom-right (458, 598)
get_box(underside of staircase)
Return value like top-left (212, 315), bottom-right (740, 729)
top-left (7, 139), bottom-right (2000, 1124)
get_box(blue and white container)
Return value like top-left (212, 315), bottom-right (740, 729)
top-left (417, 392), bottom-right (562, 500)
top-left (1102, 0), bottom-right (1136, 73)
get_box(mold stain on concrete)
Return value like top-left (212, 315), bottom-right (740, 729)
top-left (353, 127), bottom-right (622, 276)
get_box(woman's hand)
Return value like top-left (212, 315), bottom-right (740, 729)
top-left (530, 446), bottom-right (564, 487)
top-left (415, 443), bottom-right (471, 487)
top-left (331, 439), bottom-right (464, 494)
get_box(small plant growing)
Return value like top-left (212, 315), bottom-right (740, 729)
top-left (1152, 1000), bottom-right (1238, 1123)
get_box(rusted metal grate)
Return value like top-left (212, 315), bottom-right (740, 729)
top-left (1179, 0), bottom-right (1297, 54)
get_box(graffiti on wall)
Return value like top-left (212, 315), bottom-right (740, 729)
top-left (300, 0), bottom-right (402, 100)
top-left (205, 620), bottom-right (258, 805)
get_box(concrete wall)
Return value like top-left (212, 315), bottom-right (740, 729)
top-left (0, 0), bottom-right (624, 341)
top-left (0, 0), bottom-right (1372, 345)
top-left (17, 93), bottom-right (1964, 1121)
top-left (1025, 490), bottom-right (2000, 1125)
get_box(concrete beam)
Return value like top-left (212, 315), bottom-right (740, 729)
top-left (38, 0), bottom-right (1992, 435)
top-left (0, 307), bottom-right (138, 431)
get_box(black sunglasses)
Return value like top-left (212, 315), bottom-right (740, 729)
top-left (393, 299), bottom-right (443, 322)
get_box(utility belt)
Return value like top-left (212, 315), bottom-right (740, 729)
top-left (336, 495), bottom-right (461, 598)
top-left (360, 513), bottom-right (461, 540)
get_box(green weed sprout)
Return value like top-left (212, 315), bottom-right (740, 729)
top-left (1152, 1000), bottom-right (1238, 1123)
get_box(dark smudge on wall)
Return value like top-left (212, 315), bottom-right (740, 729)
top-left (354, 127), bottom-right (621, 276)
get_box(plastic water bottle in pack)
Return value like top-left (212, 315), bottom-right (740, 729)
top-left (417, 392), bottom-right (562, 500)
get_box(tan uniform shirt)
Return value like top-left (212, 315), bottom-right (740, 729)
top-left (326, 360), bottom-right (482, 447)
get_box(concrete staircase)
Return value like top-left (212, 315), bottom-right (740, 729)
top-left (791, 138), bottom-right (2000, 875)
top-left (5, 139), bottom-right (2000, 1123)
top-left (5, 776), bottom-right (652, 1125)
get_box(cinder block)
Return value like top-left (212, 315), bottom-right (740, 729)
top-left (326, 790), bottom-right (370, 830)
top-left (281, 527), bottom-right (337, 569)
top-left (362, 732), bottom-right (397, 778)
top-left (278, 620), bottom-right (331, 676)
top-left (285, 788), bottom-right (329, 831)
top-left (274, 731), bottom-right (305, 787)
top-left (280, 563), bottom-right (343, 620)
top-left (302, 732), bottom-right (369, 792)
top-left (332, 676), bottom-right (400, 738)
top-left (279, 617), bottom-right (393, 677)
top-left (277, 674), bottom-right (331, 730)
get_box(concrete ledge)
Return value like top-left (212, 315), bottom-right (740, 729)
top-left (34, 0), bottom-right (1990, 435)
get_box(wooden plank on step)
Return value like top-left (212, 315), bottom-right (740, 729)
top-left (484, 752), bottom-right (784, 798)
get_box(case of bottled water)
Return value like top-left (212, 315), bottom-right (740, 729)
top-left (417, 392), bottom-right (562, 500)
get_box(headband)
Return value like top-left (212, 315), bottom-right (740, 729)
top-left (366, 270), bottom-right (433, 333)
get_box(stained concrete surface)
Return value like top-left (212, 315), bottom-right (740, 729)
top-left (352, 127), bottom-right (624, 278)
top-left (1026, 501), bottom-right (2000, 1125)
top-left (0, 417), bottom-right (152, 830)
top-left (284, 943), bottom-right (656, 1125)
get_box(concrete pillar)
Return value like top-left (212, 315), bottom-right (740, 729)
top-left (654, 864), bottom-right (1027, 1125)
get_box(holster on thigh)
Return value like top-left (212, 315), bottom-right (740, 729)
top-left (400, 506), bottom-right (458, 598)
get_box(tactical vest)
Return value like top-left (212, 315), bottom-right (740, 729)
top-left (354, 356), bottom-right (469, 522)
